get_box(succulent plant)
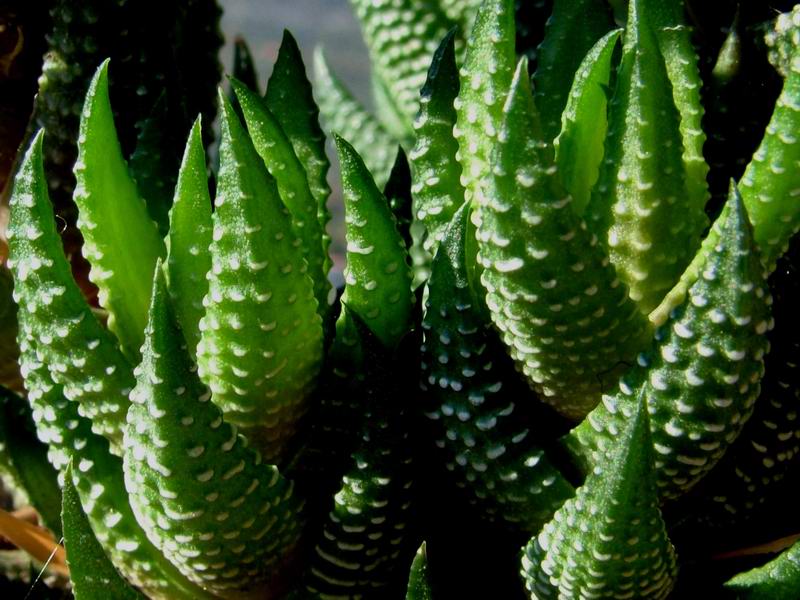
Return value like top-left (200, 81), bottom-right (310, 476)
top-left (1, 0), bottom-right (800, 598)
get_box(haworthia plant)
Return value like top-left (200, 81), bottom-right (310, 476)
top-left (566, 190), bottom-right (772, 500)
top-left (197, 92), bottom-right (323, 462)
top-left (476, 59), bottom-right (650, 419)
top-left (124, 265), bottom-right (304, 596)
top-left (522, 397), bottom-right (678, 599)
top-left (421, 205), bottom-right (573, 529)
top-left (4, 2), bottom-right (800, 598)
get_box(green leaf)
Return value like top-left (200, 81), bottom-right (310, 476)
top-left (675, 238), bottom-right (800, 528)
top-left (197, 92), bottom-right (323, 462)
top-left (567, 188), bottom-right (772, 500)
top-left (532, 0), bottom-right (615, 142)
top-left (410, 29), bottom-right (465, 256)
top-left (649, 0), bottom-right (710, 216)
top-left (477, 59), bottom-right (650, 419)
top-left (454, 0), bottom-right (516, 211)
top-left (301, 313), bottom-right (416, 597)
top-left (266, 30), bottom-right (332, 276)
top-left (725, 540), bottom-right (800, 599)
top-left (406, 542), bottom-right (433, 600)
top-left (422, 204), bottom-right (573, 529)
top-left (522, 396), bottom-right (678, 600)
top-left (164, 117), bottom-right (212, 356)
top-left (0, 386), bottom-right (62, 537)
top-left (554, 28), bottom-right (621, 216)
top-left (313, 48), bottom-right (397, 187)
top-left (739, 9), bottom-right (800, 272)
top-left (8, 130), bottom-right (136, 454)
top-left (73, 60), bottom-right (166, 362)
top-left (124, 264), bottom-right (304, 596)
top-left (585, 0), bottom-right (704, 315)
top-left (349, 0), bottom-right (455, 132)
top-left (61, 462), bottom-right (143, 600)
top-left (232, 79), bottom-right (332, 325)
top-left (335, 134), bottom-right (414, 349)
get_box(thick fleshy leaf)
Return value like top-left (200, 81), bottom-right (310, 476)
top-left (0, 386), bottom-right (62, 537)
top-left (410, 29), bottom-right (466, 256)
top-left (739, 9), bottom-right (800, 271)
top-left (554, 29), bottom-right (621, 216)
top-left (73, 60), bottom-right (166, 362)
top-left (124, 266), bottom-right (304, 596)
top-left (164, 118), bottom-right (212, 356)
top-left (232, 80), bottom-right (332, 324)
top-left (349, 0), bottom-right (455, 132)
top-left (522, 397), bottom-right (678, 600)
top-left (649, 0), bottom-right (710, 215)
top-left (566, 190), bottom-right (772, 500)
top-left (8, 131), bottom-right (136, 454)
top-left (336, 135), bottom-right (414, 349)
top-left (531, 0), bottom-right (614, 142)
top-left (675, 237), bottom-right (799, 529)
top-left (585, 0), bottom-right (704, 315)
top-left (197, 92), bottom-right (323, 462)
top-left (61, 463), bottom-right (143, 600)
top-left (477, 60), bottom-right (650, 419)
top-left (266, 30), bottom-right (332, 275)
top-left (406, 542), bottom-right (433, 600)
top-left (301, 316), bottom-right (416, 598)
top-left (453, 0), bottom-right (516, 211)
top-left (422, 205), bottom-right (573, 529)
top-left (724, 540), bottom-right (800, 599)
top-left (314, 49), bottom-right (396, 187)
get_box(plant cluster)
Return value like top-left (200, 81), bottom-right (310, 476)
top-left (0, 0), bottom-right (799, 599)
